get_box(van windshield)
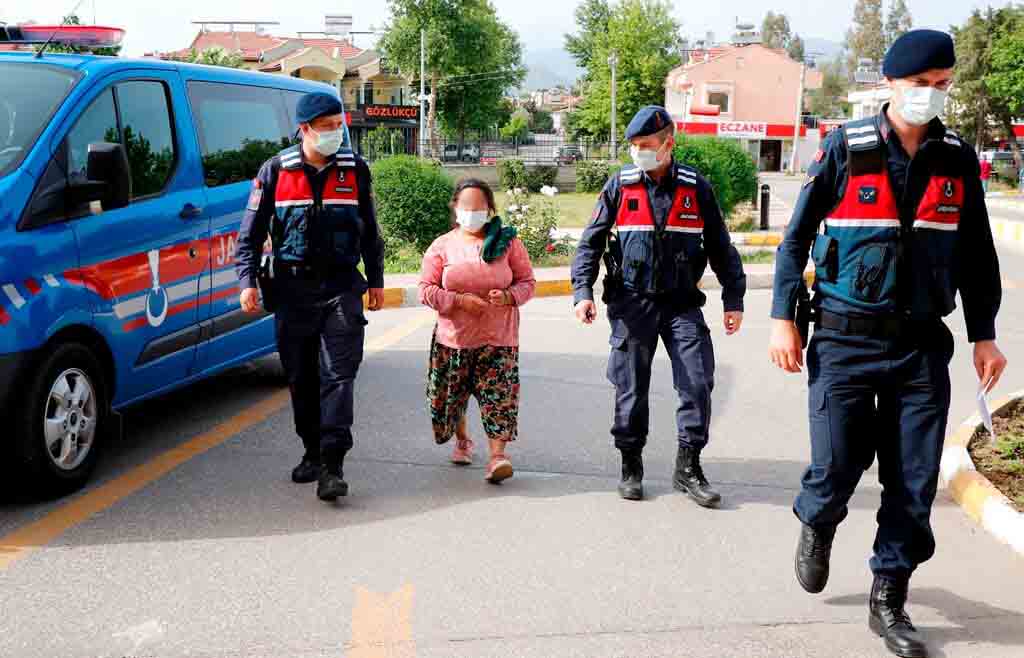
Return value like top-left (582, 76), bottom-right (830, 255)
top-left (0, 63), bottom-right (79, 179)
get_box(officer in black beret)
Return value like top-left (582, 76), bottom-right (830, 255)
top-left (770, 30), bottom-right (1007, 657)
top-left (235, 91), bottom-right (385, 503)
top-left (572, 105), bottom-right (746, 505)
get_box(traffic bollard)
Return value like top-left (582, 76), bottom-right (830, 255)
top-left (760, 184), bottom-right (770, 231)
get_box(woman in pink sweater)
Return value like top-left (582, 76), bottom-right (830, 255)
top-left (419, 179), bottom-right (536, 483)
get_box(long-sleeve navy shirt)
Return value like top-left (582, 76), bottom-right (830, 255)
top-left (771, 109), bottom-right (1001, 342)
top-left (571, 159), bottom-right (747, 311)
top-left (235, 149), bottom-right (385, 294)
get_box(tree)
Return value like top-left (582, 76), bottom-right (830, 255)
top-left (762, 12), bottom-right (792, 51)
top-left (531, 109), bottom-right (555, 133)
top-left (807, 59), bottom-right (850, 118)
top-left (179, 46), bottom-right (244, 68)
top-left (500, 109), bottom-right (530, 141)
top-left (948, 7), bottom-right (1024, 152)
top-left (380, 0), bottom-right (524, 152)
top-left (565, 0), bottom-right (612, 75)
top-left (788, 34), bottom-right (806, 62)
top-left (845, 0), bottom-right (886, 77)
top-left (572, 0), bottom-right (682, 140)
top-left (983, 9), bottom-right (1024, 166)
top-left (885, 0), bottom-right (913, 49)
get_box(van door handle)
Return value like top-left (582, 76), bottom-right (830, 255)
top-left (179, 203), bottom-right (203, 220)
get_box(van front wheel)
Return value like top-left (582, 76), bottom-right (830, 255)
top-left (18, 343), bottom-right (107, 494)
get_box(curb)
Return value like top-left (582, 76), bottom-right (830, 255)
top-left (367, 270), bottom-right (811, 311)
top-left (940, 391), bottom-right (1024, 556)
top-left (732, 233), bottom-right (783, 247)
top-left (991, 217), bottom-right (1024, 250)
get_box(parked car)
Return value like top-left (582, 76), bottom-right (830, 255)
top-left (557, 144), bottom-right (583, 164)
top-left (0, 34), bottom-right (346, 494)
top-left (442, 143), bottom-right (481, 163)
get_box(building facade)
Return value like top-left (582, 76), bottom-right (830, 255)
top-left (162, 22), bottom-right (420, 157)
top-left (665, 43), bottom-right (823, 172)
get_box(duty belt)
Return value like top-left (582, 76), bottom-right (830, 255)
top-left (276, 262), bottom-right (322, 280)
top-left (815, 310), bottom-right (904, 338)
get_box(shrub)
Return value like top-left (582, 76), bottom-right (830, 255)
top-left (524, 165), bottom-right (557, 193)
top-left (576, 160), bottom-right (619, 193)
top-left (370, 156), bottom-right (454, 253)
top-left (498, 158), bottom-right (527, 190)
top-left (504, 187), bottom-right (562, 261)
top-left (672, 136), bottom-right (758, 217)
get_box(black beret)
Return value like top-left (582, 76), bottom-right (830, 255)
top-left (295, 92), bottom-right (344, 124)
top-left (625, 105), bottom-right (674, 140)
top-left (883, 29), bottom-right (956, 79)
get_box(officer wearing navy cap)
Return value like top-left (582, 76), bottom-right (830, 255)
top-left (235, 91), bottom-right (385, 503)
top-left (572, 105), bottom-right (746, 505)
top-left (770, 30), bottom-right (1007, 657)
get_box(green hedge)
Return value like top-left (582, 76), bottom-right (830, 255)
top-left (497, 158), bottom-right (527, 190)
top-left (370, 156), bottom-right (454, 253)
top-left (672, 136), bottom-right (758, 217)
top-left (576, 160), bottom-right (621, 193)
top-left (524, 165), bottom-right (557, 192)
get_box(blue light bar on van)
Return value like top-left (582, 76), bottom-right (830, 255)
top-left (0, 24), bottom-right (125, 47)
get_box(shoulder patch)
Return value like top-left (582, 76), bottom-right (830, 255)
top-left (247, 180), bottom-right (263, 211)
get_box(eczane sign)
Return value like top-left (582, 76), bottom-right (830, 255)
top-left (716, 121), bottom-right (768, 139)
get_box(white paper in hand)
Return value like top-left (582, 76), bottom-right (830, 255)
top-left (977, 384), bottom-right (996, 445)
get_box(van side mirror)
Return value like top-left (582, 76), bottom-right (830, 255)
top-left (84, 141), bottom-right (131, 210)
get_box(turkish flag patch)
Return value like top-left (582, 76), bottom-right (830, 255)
top-left (814, 149), bottom-right (825, 163)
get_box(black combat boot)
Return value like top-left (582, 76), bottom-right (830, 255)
top-left (316, 458), bottom-right (349, 502)
top-left (617, 449), bottom-right (644, 500)
top-left (794, 522), bottom-right (837, 593)
top-left (869, 575), bottom-right (929, 658)
top-left (673, 445), bottom-right (721, 508)
top-left (291, 456), bottom-right (320, 484)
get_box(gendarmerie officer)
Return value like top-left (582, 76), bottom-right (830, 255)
top-left (769, 30), bottom-right (1007, 658)
top-left (236, 91), bottom-right (385, 503)
top-left (573, 106), bottom-right (747, 505)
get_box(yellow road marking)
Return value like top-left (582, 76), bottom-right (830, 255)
top-left (0, 311), bottom-right (435, 572)
top-left (347, 584), bottom-right (416, 658)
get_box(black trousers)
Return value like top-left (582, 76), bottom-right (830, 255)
top-left (274, 288), bottom-right (367, 470)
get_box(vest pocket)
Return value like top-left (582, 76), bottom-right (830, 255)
top-left (673, 250), bottom-right (696, 294)
top-left (811, 234), bottom-right (838, 283)
top-left (623, 237), bottom-right (651, 290)
top-left (849, 242), bottom-right (896, 303)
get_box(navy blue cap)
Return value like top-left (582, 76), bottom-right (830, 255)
top-left (883, 29), bottom-right (956, 79)
top-left (295, 92), bottom-right (344, 124)
top-left (625, 105), bottom-right (674, 141)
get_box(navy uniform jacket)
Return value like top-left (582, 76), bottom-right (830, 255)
top-left (235, 147), bottom-right (385, 297)
top-left (572, 159), bottom-right (746, 311)
top-left (771, 109), bottom-right (1001, 342)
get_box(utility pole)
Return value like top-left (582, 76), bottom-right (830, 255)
top-left (608, 50), bottom-right (619, 159)
top-left (419, 28), bottom-right (426, 158)
top-left (789, 60), bottom-right (807, 174)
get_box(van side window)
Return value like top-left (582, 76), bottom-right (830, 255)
top-left (67, 89), bottom-right (118, 184)
top-left (188, 82), bottom-right (292, 187)
top-left (115, 81), bottom-right (176, 198)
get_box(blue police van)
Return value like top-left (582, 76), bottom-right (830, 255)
top-left (0, 28), bottom-right (351, 494)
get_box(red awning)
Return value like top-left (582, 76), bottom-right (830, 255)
top-left (675, 122), bottom-right (807, 138)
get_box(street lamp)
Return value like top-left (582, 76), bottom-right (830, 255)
top-left (608, 50), bottom-right (619, 159)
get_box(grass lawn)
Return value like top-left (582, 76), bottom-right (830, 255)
top-left (499, 192), bottom-right (598, 229)
top-left (740, 250), bottom-right (775, 265)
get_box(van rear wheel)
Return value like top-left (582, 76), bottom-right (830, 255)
top-left (17, 343), bottom-right (107, 495)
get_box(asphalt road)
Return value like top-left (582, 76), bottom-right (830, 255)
top-left (1, 241), bottom-right (1023, 658)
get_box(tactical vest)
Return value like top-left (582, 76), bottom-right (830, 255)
top-left (272, 146), bottom-right (364, 272)
top-left (615, 163), bottom-right (707, 301)
top-left (812, 118), bottom-right (965, 316)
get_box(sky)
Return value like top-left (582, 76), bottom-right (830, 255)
top-left (2, 0), bottom-right (1017, 59)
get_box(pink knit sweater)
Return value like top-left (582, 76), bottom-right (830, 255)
top-left (418, 229), bottom-right (536, 348)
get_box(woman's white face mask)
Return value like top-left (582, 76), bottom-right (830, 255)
top-left (456, 209), bottom-right (490, 232)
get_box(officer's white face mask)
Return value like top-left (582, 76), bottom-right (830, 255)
top-left (896, 86), bottom-right (948, 127)
top-left (455, 209), bottom-right (491, 232)
top-left (308, 127), bottom-right (344, 156)
top-left (630, 139), bottom-right (671, 172)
